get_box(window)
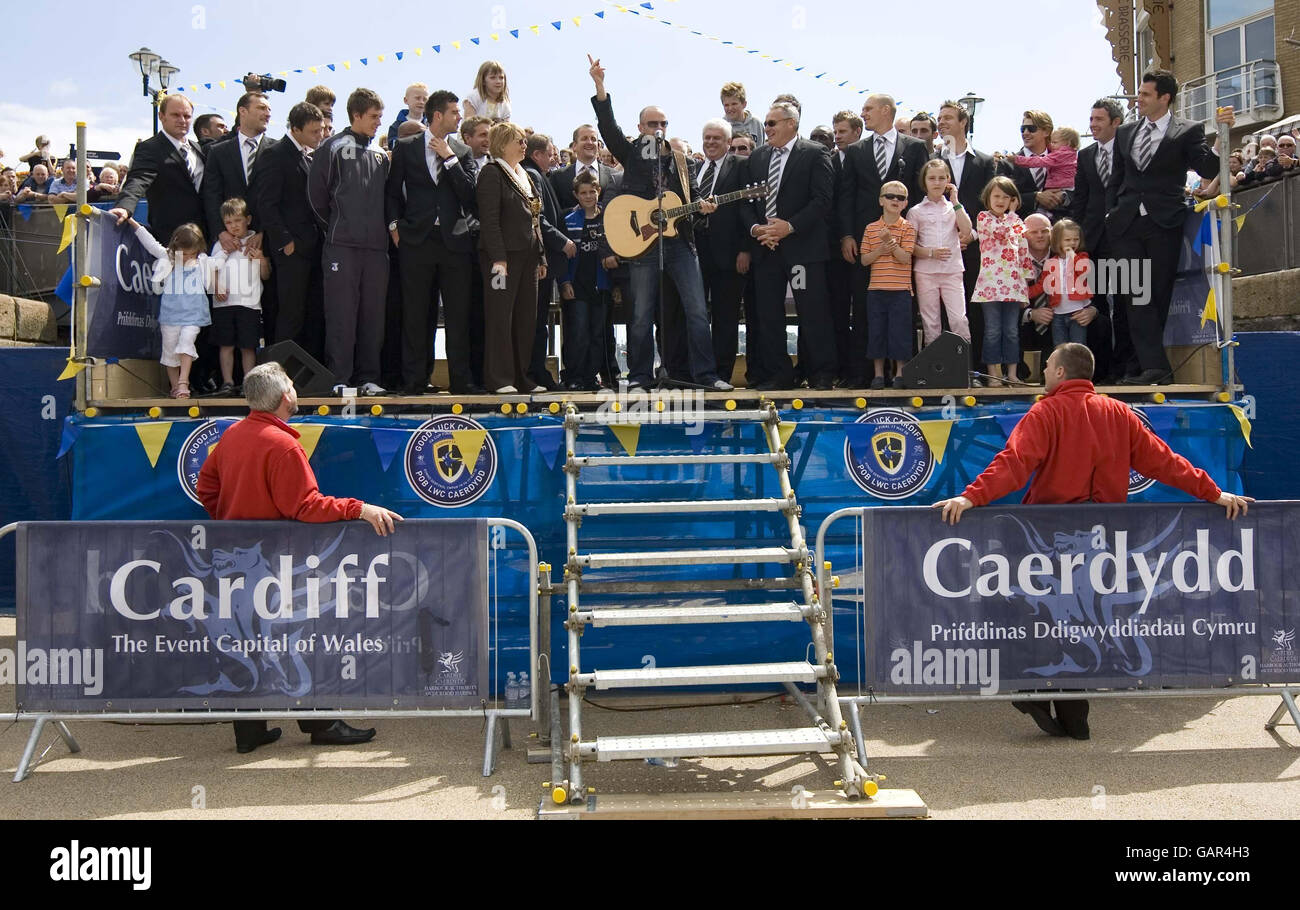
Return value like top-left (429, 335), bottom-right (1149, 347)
top-left (1206, 0), bottom-right (1271, 30)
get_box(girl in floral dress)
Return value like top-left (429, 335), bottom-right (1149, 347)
top-left (971, 176), bottom-right (1033, 386)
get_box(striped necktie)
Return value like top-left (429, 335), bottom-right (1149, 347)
top-left (1098, 146), bottom-right (1110, 185)
top-left (244, 137), bottom-right (259, 181)
top-left (766, 147), bottom-right (785, 221)
top-left (1034, 165), bottom-right (1046, 191)
top-left (701, 160), bottom-right (717, 197)
top-left (1133, 121), bottom-right (1156, 171)
top-left (875, 137), bottom-right (889, 181)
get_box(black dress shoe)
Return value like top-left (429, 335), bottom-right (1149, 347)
top-left (310, 720), bottom-right (377, 746)
top-left (451, 383), bottom-right (487, 395)
top-left (1053, 699), bottom-right (1091, 740)
top-left (1119, 369), bottom-right (1170, 386)
top-left (236, 726), bottom-right (282, 754)
top-left (1012, 701), bottom-right (1066, 737)
top-left (811, 375), bottom-right (835, 391)
top-left (754, 379), bottom-right (794, 392)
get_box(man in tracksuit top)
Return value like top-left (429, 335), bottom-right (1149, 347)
top-left (308, 87), bottom-right (391, 395)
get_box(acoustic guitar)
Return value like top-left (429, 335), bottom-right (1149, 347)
top-left (603, 183), bottom-right (769, 259)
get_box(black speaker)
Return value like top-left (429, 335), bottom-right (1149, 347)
top-left (257, 340), bottom-right (338, 397)
top-left (902, 332), bottom-right (970, 390)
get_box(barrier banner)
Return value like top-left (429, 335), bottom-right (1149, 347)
top-left (861, 503), bottom-right (1299, 695)
top-left (14, 520), bottom-right (489, 711)
top-left (85, 215), bottom-right (161, 361)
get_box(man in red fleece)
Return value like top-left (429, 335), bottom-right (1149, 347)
top-left (934, 343), bottom-right (1252, 739)
top-left (197, 361), bottom-right (404, 753)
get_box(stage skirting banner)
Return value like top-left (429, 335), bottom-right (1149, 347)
top-left (15, 520), bottom-right (489, 711)
top-left (61, 402), bottom-right (1248, 686)
top-left (859, 502), bottom-right (1300, 696)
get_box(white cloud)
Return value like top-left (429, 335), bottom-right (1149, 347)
top-left (49, 79), bottom-right (79, 99)
top-left (0, 102), bottom-right (153, 168)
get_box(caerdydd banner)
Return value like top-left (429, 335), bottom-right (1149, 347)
top-left (861, 502), bottom-right (1300, 695)
top-left (14, 520), bottom-right (489, 711)
top-left (84, 215), bottom-right (160, 360)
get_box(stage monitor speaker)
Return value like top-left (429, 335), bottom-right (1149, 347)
top-left (902, 332), bottom-right (970, 390)
top-left (257, 341), bottom-right (338, 398)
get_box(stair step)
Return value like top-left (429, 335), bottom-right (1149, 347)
top-left (586, 727), bottom-right (837, 761)
top-left (575, 661), bottom-right (824, 689)
top-left (567, 409), bottom-right (775, 425)
top-left (581, 602), bottom-right (807, 627)
top-left (570, 498), bottom-right (789, 517)
top-left (578, 547), bottom-right (798, 569)
top-left (572, 453), bottom-right (785, 468)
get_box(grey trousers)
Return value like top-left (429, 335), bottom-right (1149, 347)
top-left (323, 243), bottom-right (389, 386)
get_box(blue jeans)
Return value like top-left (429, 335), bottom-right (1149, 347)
top-left (626, 238), bottom-right (719, 386)
top-left (981, 300), bottom-right (1021, 366)
top-left (1051, 311), bottom-right (1088, 347)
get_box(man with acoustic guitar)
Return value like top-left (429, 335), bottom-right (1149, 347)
top-left (588, 54), bottom-right (734, 391)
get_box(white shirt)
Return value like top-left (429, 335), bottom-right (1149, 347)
top-left (165, 131), bottom-right (203, 190)
top-left (210, 235), bottom-right (262, 311)
top-left (573, 157), bottom-right (600, 179)
top-left (1134, 111), bottom-right (1172, 215)
top-left (237, 130), bottom-right (264, 180)
top-left (475, 154), bottom-right (489, 171)
top-left (942, 140), bottom-right (969, 188)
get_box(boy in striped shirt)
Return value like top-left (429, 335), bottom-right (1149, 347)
top-left (859, 180), bottom-right (916, 389)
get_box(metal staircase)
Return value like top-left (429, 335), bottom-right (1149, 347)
top-left (551, 402), bottom-right (875, 805)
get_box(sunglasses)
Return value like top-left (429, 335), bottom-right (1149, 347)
top-left (644, 119), bottom-right (668, 128)
top-left (881, 193), bottom-right (907, 202)
top-left (765, 117), bottom-right (792, 128)
top-left (1020, 125), bottom-right (1039, 133)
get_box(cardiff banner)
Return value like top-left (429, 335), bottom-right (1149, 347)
top-left (861, 502), bottom-right (1300, 695)
top-left (85, 215), bottom-right (161, 361)
top-left (14, 520), bottom-right (489, 711)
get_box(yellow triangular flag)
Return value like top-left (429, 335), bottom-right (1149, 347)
top-left (1235, 214), bottom-right (1246, 231)
top-left (1228, 405), bottom-right (1253, 448)
top-left (218, 80), bottom-right (226, 89)
top-left (452, 40), bottom-right (461, 49)
top-left (766, 422), bottom-right (797, 452)
top-left (309, 66), bottom-right (318, 74)
top-left (377, 54), bottom-right (385, 62)
top-left (1201, 286), bottom-right (1217, 328)
top-left (490, 33), bottom-right (499, 41)
top-left (57, 358), bottom-right (87, 381)
top-left (451, 429), bottom-right (488, 474)
top-left (296, 423), bottom-right (327, 461)
top-left (919, 419), bottom-right (955, 465)
top-left (609, 424), bottom-right (641, 457)
top-left (57, 212), bottom-right (77, 254)
top-left (342, 61), bottom-right (351, 70)
top-left (529, 24), bottom-right (539, 34)
top-left (53, 204), bottom-right (69, 222)
top-left (134, 422), bottom-right (174, 469)
top-left (414, 47), bottom-right (423, 56)
top-left (572, 16), bottom-right (581, 25)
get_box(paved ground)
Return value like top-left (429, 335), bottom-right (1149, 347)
top-left (2, 617), bottom-right (1297, 819)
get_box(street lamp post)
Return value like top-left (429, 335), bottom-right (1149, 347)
top-left (128, 47), bottom-right (178, 134)
top-left (958, 92), bottom-right (985, 141)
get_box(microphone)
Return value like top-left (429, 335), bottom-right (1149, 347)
top-left (654, 129), bottom-right (665, 141)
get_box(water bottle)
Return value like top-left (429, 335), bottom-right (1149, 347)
top-left (505, 671), bottom-right (519, 709)
top-left (518, 671), bottom-right (531, 710)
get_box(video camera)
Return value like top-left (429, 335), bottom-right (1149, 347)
top-left (242, 72), bottom-right (287, 93)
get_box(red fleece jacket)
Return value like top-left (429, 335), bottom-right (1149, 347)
top-left (962, 379), bottom-right (1223, 506)
top-left (196, 410), bottom-right (363, 522)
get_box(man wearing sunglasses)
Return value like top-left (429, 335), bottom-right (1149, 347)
top-left (737, 102), bottom-right (837, 390)
top-left (586, 54), bottom-right (733, 391)
top-left (1007, 110), bottom-right (1064, 218)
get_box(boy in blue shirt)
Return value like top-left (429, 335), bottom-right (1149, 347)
top-left (560, 170), bottom-right (616, 391)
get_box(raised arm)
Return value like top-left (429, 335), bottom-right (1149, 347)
top-left (588, 54), bottom-right (634, 168)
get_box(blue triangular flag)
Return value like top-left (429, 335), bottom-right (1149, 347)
top-left (1140, 406), bottom-right (1179, 439)
top-left (844, 423), bottom-right (875, 460)
top-left (16, 205), bottom-right (32, 221)
top-left (640, 2), bottom-right (653, 7)
top-left (327, 64), bottom-right (336, 71)
top-left (531, 426), bottom-right (564, 471)
top-left (551, 20), bottom-right (562, 29)
top-left (433, 45), bottom-right (441, 53)
top-left (293, 69), bottom-right (303, 73)
top-left (394, 52), bottom-right (403, 60)
top-left (204, 83), bottom-right (212, 89)
top-left (994, 413), bottom-right (1023, 439)
top-left (54, 266), bottom-right (74, 306)
top-left (1197, 212), bottom-right (1214, 251)
top-left (360, 57), bottom-right (368, 66)
top-left (510, 29), bottom-right (519, 38)
top-left (56, 419), bottom-right (81, 459)
top-left (595, 10), bottom-right (605, 17)
top-left (471, 37), bottom-right (480, 45)
top-left (370, 427), bottom-right (405, 473)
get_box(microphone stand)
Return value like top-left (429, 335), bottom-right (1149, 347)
top-left (655, 132), bottom-right (667, 388)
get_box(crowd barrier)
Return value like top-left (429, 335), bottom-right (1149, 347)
top-left (0, 201), bottom-right (132, 304)
top-left (814, 502), bottom-right (1300, 764)
top-left (0, 517), bottom-right (542, 781)
top-left (1233, 172), bottom-right (1300, 276)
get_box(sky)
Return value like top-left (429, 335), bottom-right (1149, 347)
top-left (0, 0), bottom-right (1124, 167)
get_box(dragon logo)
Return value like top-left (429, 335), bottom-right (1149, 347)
top-left (1273, 629), bottom-right (1295, 651)
top-left (438, 650), bottom-right (464, 674)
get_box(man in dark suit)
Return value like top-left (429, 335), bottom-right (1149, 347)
top-left (522, 133), bottom-right (577, 390)
top-left (937, 100), bottom-right (996, 368)
top-left (1007, 110), bottom-right (1067, 221)
top-left (828, 111), bottom-right (863, 385)
top-left (837, 93), bottom-right (928, 384)
top-left (386, 90), bottom-right (482, 395)
top-left (1108, 71), bottom-right (1232, 384)
top-left (194, 113), bottom-right (228, 149)
top-left (1070, 98), bottom-right (1127, 382)
top-left (694, 119), bottom-right (750, 385)
top-left (202, 91), bottom-right (275, 252)
top-left (254, 102), bottom-right (327, 361)
top-left (109, 94), bottom-right (206, 244)
top-left (551, 124), bottom-right (620, 211)
top-left (739, 102), bottom-right (837, 390)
